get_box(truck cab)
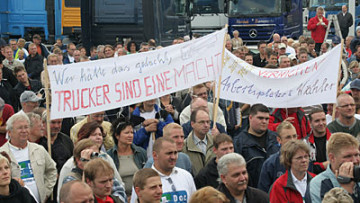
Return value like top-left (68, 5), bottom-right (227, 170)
top-left (227, 0), bottom-right (303, 43)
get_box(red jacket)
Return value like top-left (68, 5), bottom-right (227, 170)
top-left (270, 170), bottom-right (315, 203)
top-left (269, 108), bottom-right (311, 139)
top-left (307, 16), bottom-right (328, 43)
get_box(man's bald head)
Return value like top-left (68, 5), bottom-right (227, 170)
top-left (60, 181), bottom-right (94, 203)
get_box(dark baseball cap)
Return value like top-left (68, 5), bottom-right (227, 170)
top-left (350, 79), bottom-right (360, 90)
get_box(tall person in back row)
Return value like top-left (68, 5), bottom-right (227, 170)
top-left (337, 5), bottom-right (353, 39)
top-left (307, 6), bottom-right (328, 54)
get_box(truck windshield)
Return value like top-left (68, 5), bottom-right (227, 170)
top-left (309, 0), bottom-right (347, 8)
top-left (192, 0), bottom-right (224, 14)
top-left (228, 0), bottom-right (282, 17)
top-left (169, 0), bottom-right (187, 16)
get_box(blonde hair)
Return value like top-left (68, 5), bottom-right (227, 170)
top-left (322, 187), bottom-right (354, 203)
top-left (189, 186), bottom-right (230, 203)
top-left (163, 123), bottom-right (183, 137)
top-left (327, 132), bottom-right (359, 155)
top-left (349, 60), bottom-right (359, 70)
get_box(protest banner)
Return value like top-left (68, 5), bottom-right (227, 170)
top-left (48, 28), bottom-right (226, 119)
top-left (218, 44), bottom-right (342, 108)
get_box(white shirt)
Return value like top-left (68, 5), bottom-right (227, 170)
top-left (9, 143), bottom-right (40, 202)
top-left (130, 166), bottom-right (196, 203)
top-left (291, 170), bottom-right (307, 202)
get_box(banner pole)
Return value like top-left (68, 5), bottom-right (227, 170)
top-left (212, 25), bottom-right (228, 130)
top-left (332, 40), bottom-right (344, 121)
top-left (44, 59), bottom-right (52, 156)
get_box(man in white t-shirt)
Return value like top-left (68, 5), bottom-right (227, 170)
top-left (131, 137), bottom-right (196, 203)
top-left (0, 113), bottom-right (57, 203)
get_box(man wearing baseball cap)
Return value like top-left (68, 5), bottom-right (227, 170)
top-left (350, 79), bottom-right (360, 114)
top-left (19, 91), bottom-right (42, 114)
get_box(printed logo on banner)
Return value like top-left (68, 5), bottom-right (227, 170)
top-left (161, 191), bottom-right (188, 203)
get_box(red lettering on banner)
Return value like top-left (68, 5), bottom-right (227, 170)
top-left (133, 79), bottom-right (141, 98)
top-left (185, 62), bottom-right (195, 83)
top-left (115, 82), bottom-right (122, 102)
top-left (96, 86), bottom-right (102, 106)
top-left (81, 88), bottom-right (89, 109)
top-left (103, 85), bottom-right (110, 104)
top-left (163, 71), bottom-right (172, 90)
top-left (64, 90), bottom-right (72, 111)
top-left (156, 73), bottom-right (165, 92)
top-left (195, 58), bottom-right (205, 80)
top-left (89, 88), bottom-right (96, 107)
top-left (205, 56), bottom-right (214, 77)
top-left (125, 81), bottom-right (134, 100)
top-left (152, 75), bottom-right (157, 94)
top-left (144, 76), bottom-right (152, 96)
top-left (72, 90), bottom-right (80, 110)
top-left (174, 65), bottom-right (185, 87)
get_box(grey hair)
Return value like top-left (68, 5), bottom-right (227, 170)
top-left (217, 153), bottom-right (246, 176)
top-left (316, 6), bottom-right (324, 12)
top-left (6, 112), bottom-right (30, 131)
top-left (278, 55), bottom-right (289, 64)
top-left (26, 112), bottom-right (41, 128)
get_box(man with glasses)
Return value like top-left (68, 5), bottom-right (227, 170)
top-left (0, 113), bottom-right (57, 203)
top-left (328, 94), bottom-right (360, 137)
top-left (309, 132), bottom-right (360, 202)
top-left (70, 111), bottom-right (115, 150)
top-left (234, 104), bottom-right (279, 188)
top-left (179, 84), bottom-right (226, 129)
top-left (182, 108), bottom-right (216, 176)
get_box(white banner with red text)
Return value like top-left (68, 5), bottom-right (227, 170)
top-left (218, 44), bottom-right (342, 108)
top-left (48, 28), bottom-right (226, 119)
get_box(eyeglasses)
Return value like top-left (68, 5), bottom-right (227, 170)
top-left (166, 177), bottom-right (177, 192)
top-left (338, 104), bottom-right (356, 108)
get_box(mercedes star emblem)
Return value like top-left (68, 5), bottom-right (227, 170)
top-left (249, 29), bottom-right (257, 38)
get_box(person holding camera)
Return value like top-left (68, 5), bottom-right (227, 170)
top-left (309, 132), bottom-right (360, 202)
top-left (60, 139), bottom-right (127, 203)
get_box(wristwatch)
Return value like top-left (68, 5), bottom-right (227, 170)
top-left (337, 175), bottom-right (353, 184)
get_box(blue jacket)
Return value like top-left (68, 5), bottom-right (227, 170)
top-left (182, 120), bottom-right (226, 138)
top-left (258, 151), bottom-right (285, 193)
top-left (310, 165), bottom-right (360, 203)
top-left (107, 144), bottom-right (147, 170)
top-left (234, 129), bottom-right (280, 188)
top-left (132, 104), bottom-right (174, 149)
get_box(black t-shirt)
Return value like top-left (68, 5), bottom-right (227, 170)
top-left (314, 135), bottom-right (327, 162)
top-left (251, 133), bottom-right (267, 149)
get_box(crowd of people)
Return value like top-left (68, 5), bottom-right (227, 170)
top-left (0, 4), bottom-right (360, 203)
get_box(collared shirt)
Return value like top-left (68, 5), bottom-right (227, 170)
top-left (291, 170), bottom-right (307, 200)
top-left (192, 133), bottom-right (207, 155)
